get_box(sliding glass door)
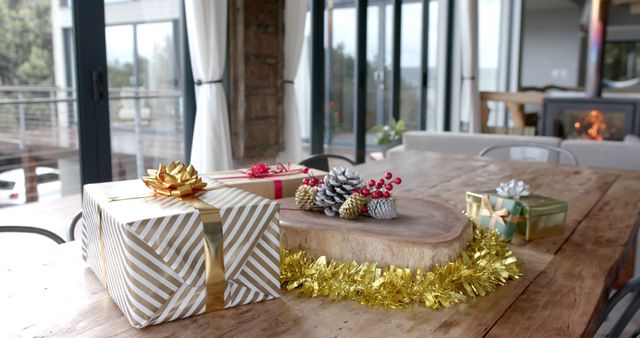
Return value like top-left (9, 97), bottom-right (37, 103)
top-left (104, 1), bottom-right (187, 180)
top-left (302, 0), bottom-right (440, 161)
top-left (0, 0), bottom-right (81, 207)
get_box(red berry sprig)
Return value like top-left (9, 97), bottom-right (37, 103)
top-left (359, 171), bottom-right (402, 199)
top-left (301, 167), bottom-right (320, 187)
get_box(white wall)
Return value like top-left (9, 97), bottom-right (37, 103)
top-left (520, 6), bottom-right (583, 88)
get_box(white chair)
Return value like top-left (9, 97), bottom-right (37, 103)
top-left (387, 131), bottom-right (563, 162)
top-left (560, 140), bottom-right (640, 171)
top-left (479, 143), bottom-right (579, 165)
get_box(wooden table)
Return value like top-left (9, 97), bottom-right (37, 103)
top-left (2, 152), bottom-right (640, 337)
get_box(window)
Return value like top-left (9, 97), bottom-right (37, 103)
top-left (0, 181), bottom-right (16, 190)
top-left (101, 1), bottom-right (186, 181)
top-left (37, 173), bottom-right (60, 184)
top-left (302, 0), bottom-right (440, 160)
top-left (604, 41), bottom-right (640, 82)
top-left (0, 0), bottom-right (81, 206)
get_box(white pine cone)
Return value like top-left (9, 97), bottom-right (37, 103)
top-left (368, 198), bottom-right (398, 220)
top-left (315, 167), bottom-right (363, 216)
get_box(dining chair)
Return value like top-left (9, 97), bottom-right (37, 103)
top-left (598, 275), bottom-right (640, 337)
top-left (299, 154), bottom-right (356, 172)
top-left (68, 210), bottom-right (83, 241)
top-left (478, 143), bottom-right (579, 166)
top-left (0, 225), bottom-right (65, 244)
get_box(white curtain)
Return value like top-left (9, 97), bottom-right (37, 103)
top-left (459, 0), bottom-right (482, 133)
top-left (185, 0), bottom-right (233, 171)
top-left (278, 0), bottom-right (308, 163)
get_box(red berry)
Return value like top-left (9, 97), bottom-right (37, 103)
top-left (385, 172), bottom-right (393, 179)
top-left (369, 179), bottom-right (376, 187)
top-left (373, 191), bottom-right (382, 199)
top-left (302, 167), bottom-right (309, 174)
top-left (302, 178), bottom-right (309, 185)
top-left (376, 182), bottom-right (384, 189)
top-left (360, 205), bottom-right (368, 214)
top-left (378, 179), bottom-right (385, 185)
top-left (383, 191), bottom-right (391, 198)
top-left (385, 183), bottom-right (393, 191)
top-left (394, 177), bottom-right (402, 184)
top-left (361, 188), bottom-right (370, 196)
top-left (310, 178), bottom-right (318, 185)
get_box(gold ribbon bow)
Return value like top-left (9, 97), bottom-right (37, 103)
top-left (480, 194), bottom-right (510, 229)
top-left (142, 161), bottom-right (207, 197)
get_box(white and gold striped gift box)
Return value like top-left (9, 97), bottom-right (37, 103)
top-left (81, 178), bottom-right (280, 328)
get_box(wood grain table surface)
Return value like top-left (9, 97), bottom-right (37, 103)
top-left (2, 151), bottom-right (639, 338)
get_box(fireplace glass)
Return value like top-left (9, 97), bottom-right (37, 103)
top-left (556, 109), bottom-right (627, 141)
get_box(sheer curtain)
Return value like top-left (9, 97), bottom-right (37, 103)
top-left (278, 0), bottom-right (308, 163)
top-left (459, 0), bottom-right (482, 133)
top-left (185, 0), bottom-right (233, 171)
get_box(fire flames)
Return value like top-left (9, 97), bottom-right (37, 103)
top-left (574, 110), bottom-right (607, 141)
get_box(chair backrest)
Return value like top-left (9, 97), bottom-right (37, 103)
top-left (68, 210), bottom-right (83, 241)
top-left (299, 154), bottom-right (356, 172)
top-left (0, 226), bottom-right (65, 244)
top-left (402, 131), bottom-right (562, 161)
top-left (478, 143), bottom-right (579, 165)
top-left (597, 273), bottom-right (640, 337)
top-left (560, 140), bottom-right (640, 171)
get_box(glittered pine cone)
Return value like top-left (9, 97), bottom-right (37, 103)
top-left (316, 167), bottom-right (363, 217)
top-left (339, 193), bottom-right (367, 220)
top-left (368, 198), bottom-right (398, 220)
top-left (295, 185), bottom-right (317, 210)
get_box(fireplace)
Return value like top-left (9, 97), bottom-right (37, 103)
top-left (539, 0), bottom-right (640, 141)
top-left (541, 98), bottom-right (640, 140)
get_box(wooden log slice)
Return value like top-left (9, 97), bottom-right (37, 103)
top-left (280, 196), bottom-right (473, 270)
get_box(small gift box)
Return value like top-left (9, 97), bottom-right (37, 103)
top-left (205, 163), bottom-right (327, 200)
top-left (466, 192), bottom-right (522, 241)
top-left (467, 180), bottom-right (567, 242)
top-left (514, 194), bottom-right (567, 241)
top-left (81, 163), bottom-right (280, 328)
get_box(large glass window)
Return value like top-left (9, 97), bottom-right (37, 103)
top-left (478, 0), bottom-right (507, 127)
top-left (105, 16), bottom-right (184, 180)
top-left (301, 0), bottom-right (440, 159)
top-left (604, 41), bottom-right (640, 82)
top-left (325, 1), bottom-right (357, 157)
top-left (0, 0), bottom-right (80, 209)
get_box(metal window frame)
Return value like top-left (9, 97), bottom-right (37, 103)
top-left (310, 0), bottom-right (326, 155)
top-left (391, 0), bottom-right (401, 122)
top-left (72, 0), bottom-right (113, 185)
top-left (355, 0), bottom-right (368, 163)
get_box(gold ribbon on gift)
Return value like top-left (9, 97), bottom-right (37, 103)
top-left (101, 160), bottom-right (227, 310)
top-left (480, 194), bottom-right (510, 229)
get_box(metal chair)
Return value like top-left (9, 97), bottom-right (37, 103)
top-left (478, 143), bottom-right (579, 166)
top-left (299, 154), bottom-right (356, 172)
top-left (68, 210), bottom-right (83, 241)
top-left (598, 275), bottom-right (640, 337)
top-left (0, 225), bottom-right (65, 244)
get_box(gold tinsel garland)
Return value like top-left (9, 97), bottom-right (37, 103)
top-left (280, 227), bottom-right (522, 309)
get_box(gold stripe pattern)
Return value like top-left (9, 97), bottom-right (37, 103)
top-left (82, 181), bottom-right (280, 328)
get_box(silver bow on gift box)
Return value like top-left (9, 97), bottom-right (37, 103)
top-left (496, 179), bottom-right (530, 199)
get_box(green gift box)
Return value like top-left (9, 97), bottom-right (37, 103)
top-left (514, 194), bottom-right (567, 241)
top-left (466, 191), bottom-right (567, 242)
top-left (465, 192), bottom-right (522, 241)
